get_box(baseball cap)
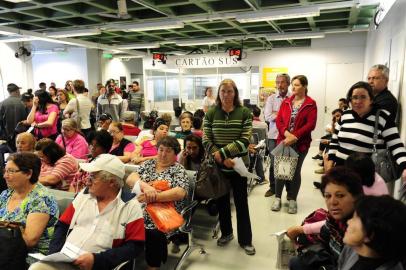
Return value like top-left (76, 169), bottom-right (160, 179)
top-left (79, 154), bottom-right (125, 179)
top-left (99, 113), bottom-right (113, 121)
top-left (122, 111), bottom-right (135, 121)
top-left (7, 83), bottom-right (21, 93)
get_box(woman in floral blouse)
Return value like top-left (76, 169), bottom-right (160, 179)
top-left (126, 136), bottom-right (189, 269)
top-left (0, 152), bottom-right (59, 254)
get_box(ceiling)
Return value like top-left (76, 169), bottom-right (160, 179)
top-left (0, 0), bottom-right (379, 55)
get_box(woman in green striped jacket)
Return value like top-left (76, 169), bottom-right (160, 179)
top-left (202, 79), bottom-right (256, 256)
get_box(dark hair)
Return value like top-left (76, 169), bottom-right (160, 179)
top-left (39, 82), bottom-right (46, 88)
top-left (48, 86), bottom-right (57, 94)
top-left (133, 81), bottom-right (139, 86)
top-left (88, 130), bottom-right (113, 153)
top-left (174, 106), bottom-right (183, 118)
top-left (339, 98), bottom-right (348, 104)
top-left (331, 108), bottom-right (343, 115)
top-left (193, 109), bottom-right (205, 119)
top-left (21, 89), bottom-right (34, 102)
top-left (355, 195), bottom-right (406, 261)
top-left (346, 81), bottom-right (374, 104)
top-left (7, 152), bottom-right (41, 184)
top-left (192, 117), bottom-right (202, 129)
top-left (184, 134), bottom-right (204, 161)
top-left (157, 136), bottom-right (181, 155)
top-left (73, 79), bottom-right (85, 94)
top-left (105, 78), bottom-right (115, 87)
top-left (291, 75), bottom-right (308, 95)
top-left (35, 138), bottom-right (66, 165)
top-left (152, 118), bottom-right (169, 132)
top-left (252, 106), bottom-right (261, 117)
top-left (57, 88), bottom-right (70, 103)
top-left (35, 90), bottom-right (55, 114)
top-left (204, 87), bottom-right (213, 96)
top-left (345, 153), bottom-right (375, 187)
top-left (216, 79), bottom-right (241, 107)
top-left (320, 166), bottom-right (363, 197)
top-left (65, 80), bottom-right (73, 91)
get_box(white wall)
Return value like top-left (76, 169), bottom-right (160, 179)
top-left (0, 43), bottom-right (32, 101)
top-left (101, 57), bottom-right (143, 89)
top-left (31, 47), bottom-right (89, 90)
top-left (86, 49), bottom-right (102, 94)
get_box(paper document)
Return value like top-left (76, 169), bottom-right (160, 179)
top-left (232, 157), bottom-right (260, 179)
top-left (31, 242), bottom-right (85, 263)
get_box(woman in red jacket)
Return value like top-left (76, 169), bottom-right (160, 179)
top-left (271, 75), bottom-right (317, 214)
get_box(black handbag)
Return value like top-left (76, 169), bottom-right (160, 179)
top-left (195, 145), bottom-right (230, 199)
top-left (371, 109), bottom-right (401, 182)
top-left (0, 221), bottom-right (27, 270)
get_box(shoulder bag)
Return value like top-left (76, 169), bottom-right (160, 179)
top-left (371, 109), bottom-right (401, 182)
top-left (74, 98), bottom-right (82, 129)
top-left (195, 145), bottom-right (230, 199)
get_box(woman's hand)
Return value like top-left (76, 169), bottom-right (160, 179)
top-left (213, 151), bottom-right (222, 164)
top-left (283, 135), bottom-right (298, 146)
top-left (138, 185), bottom-right (158, 203)
top-left (325, 159), bottom-right (334, 172)
top-left (286, 226), bottom-right (304, 241)
top-left (402, 169), bottom-right (406, 183)
top-left (223, 158), bottom-right (235, 168)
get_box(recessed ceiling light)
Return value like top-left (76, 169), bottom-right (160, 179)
top-left (4, 0), bottom-right (32, 3)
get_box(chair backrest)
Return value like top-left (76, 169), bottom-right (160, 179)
top-left (48, 188), bottom-right (75, 215)
top-left (180, 170), bottom-right (197, 232)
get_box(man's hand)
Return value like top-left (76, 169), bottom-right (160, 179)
top-left (73, 252), bottom-right (94, 270)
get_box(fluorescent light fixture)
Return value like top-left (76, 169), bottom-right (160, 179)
top-left (176, 38), bottom-right (225, 46)
top-left (4, 0), bottom-right (31, 3)
top-left (115, 55), bottom-right (144, 59)
top-left (236, 6), bottom-right (320, 23)
top-left (266, 31), bottom-right (325, 41)
top-left (116, 19), bottom-right (184, 32)
top-left (118, 43), bottom-right (160, 49)
top-left (46, 28), bottom-right (101, 38)
top-left (0, 36), bottom-right (36, 43)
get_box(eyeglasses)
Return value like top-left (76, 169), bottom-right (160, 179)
top-left (350, 95), bottom-right (369, 101)
top-left (4, 169), bottom-right (21, 175)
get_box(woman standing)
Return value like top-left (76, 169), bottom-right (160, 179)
top-left (272, 75), bottom-right (317, 214)
top-left (26, 90), bottom-right (59, 140)
top-left (64, 80), bottom-right (75, 100)
top-left (203, 79), bottom-right (255, 255)
top-left (327, 81), bottom-right (406, 183)
top-left (202, 87), bottom-right (216, 113)
top-left (48, 86), bottom-right (57, 102)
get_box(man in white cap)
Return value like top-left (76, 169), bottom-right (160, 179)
top-left (30, 154), bottom-right (145, 270)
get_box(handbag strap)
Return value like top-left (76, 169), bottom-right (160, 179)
top-left (75, 98), bottom-right (81, 129)
top-left (372, 109), bottom-right (381, 152)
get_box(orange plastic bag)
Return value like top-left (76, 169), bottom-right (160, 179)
top-left (146, 180), bottom-right (185, 233)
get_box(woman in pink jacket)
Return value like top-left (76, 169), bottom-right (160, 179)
top-left (55, 118), bottom-right (89, 160)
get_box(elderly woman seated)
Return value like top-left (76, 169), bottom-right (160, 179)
top-left (35, 139), bottom-right (78, 191)
top-left (108, 122), bottom-right (135, 163)
top-left (131, 118), bottom-right (169, 165)
top-left (55, 118), bottom-right (89, 160)
top-left (126, 136), bottom-right (189, 270)
top-left (0, 152), bottom-right (59, 255)
top-left (16, 132), bottom-right (36, 152)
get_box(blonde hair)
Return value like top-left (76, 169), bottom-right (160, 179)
top-left (62, 118), bottom-right (79, 132)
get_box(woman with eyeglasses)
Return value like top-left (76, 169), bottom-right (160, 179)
top-left (0, 152), bottom-right (58, 256)
top-left (55, 119), bottom-right (89, 160)
top-left (108, 122), bottom-right (135, 163)
top-left (326, 81), bottom-right (406, 182)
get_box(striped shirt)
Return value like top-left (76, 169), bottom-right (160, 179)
top-left (328, 108), bottom-right (406, 170)
top-left (203, 105), bottom-right (252, 171)
top-left (40, 154), bottom-right (79, 190)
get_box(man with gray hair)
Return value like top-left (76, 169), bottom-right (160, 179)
top-left (263, 73), bottom-right (291, 198)
top-left (368, 64), bottom-right (398, 122)
top-left (30, 154), bottom-right (145, 270)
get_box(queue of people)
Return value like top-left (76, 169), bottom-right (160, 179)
top-left (0, 64), bottom-right (405, 270)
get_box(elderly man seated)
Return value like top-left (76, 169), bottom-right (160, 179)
top-left (16, 132), bottom-right (36, 152)
top-left (29, 154), bottom-right (145, 270)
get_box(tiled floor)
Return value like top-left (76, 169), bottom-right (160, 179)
top-left (160, 146), bottom-right (325, 270)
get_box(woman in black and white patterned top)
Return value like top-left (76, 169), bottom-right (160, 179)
top-left (126, 136), bottom-right (189, 269)
top-left (327, 81), bottom-right (406, 181)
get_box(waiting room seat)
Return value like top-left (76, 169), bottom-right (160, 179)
top-left (47, 188), bottom-right (75, 215)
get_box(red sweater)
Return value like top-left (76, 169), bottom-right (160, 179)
top-left (276, 95), bottom-right (317, 152)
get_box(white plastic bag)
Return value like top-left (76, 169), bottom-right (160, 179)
top-left (273, 230), bottom-right (297, 269)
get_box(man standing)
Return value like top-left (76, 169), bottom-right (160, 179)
top-left (127, 81), bottom-right (144, 122)
top-left (97, 82), bottom-right (125, 122)
top-left (29, 154), bottom-right (145, 270)
top-left (263, 74), bottom-right (291, 197)
top-left (368, 64), bottom-right (398, 122)
top-left (0, 83), bottom-right (27, 155)
top-left (64, 79), bottom-right (93, 138)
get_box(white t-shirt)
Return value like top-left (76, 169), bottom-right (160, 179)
top-left (65, 94), bottom-right (93, 129)
top-left (202, 96), bottom-right (215, 108)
